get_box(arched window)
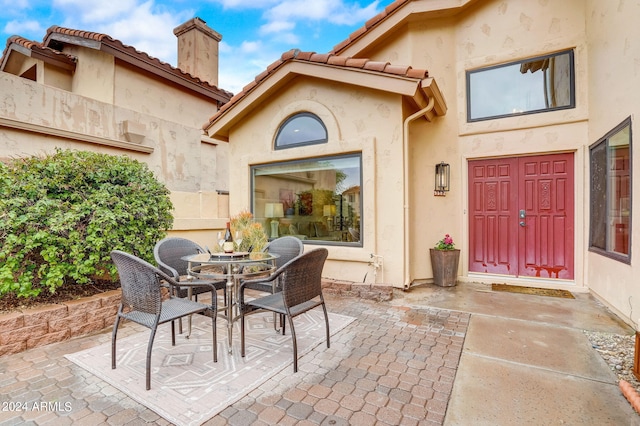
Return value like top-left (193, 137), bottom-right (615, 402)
top-left (275, 112), bottom-right (327, 150)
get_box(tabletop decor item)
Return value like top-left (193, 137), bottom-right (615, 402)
top-left (430, 234), bottom-right (460, 287)
top-left (230, 210), bottom-right (268, 252)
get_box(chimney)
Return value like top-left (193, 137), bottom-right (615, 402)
top-left (173, 17), bottom-right (222, 87)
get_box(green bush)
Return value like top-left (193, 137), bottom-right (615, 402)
top-left (0, 149), bottom-right (174, 299)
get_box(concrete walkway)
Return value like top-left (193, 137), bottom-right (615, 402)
top-left (0, 282), bottom-right (638, 425)
top-left (392, 282), bottom-right (639, 425)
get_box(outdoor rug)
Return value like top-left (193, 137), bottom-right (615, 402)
top-left (66, 310), bottom-right (355, 426)
top-left (492, 283), bottom-right (575, 299)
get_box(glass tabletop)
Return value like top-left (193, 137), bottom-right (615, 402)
top-left (182, 251), bottom-right (279, 265)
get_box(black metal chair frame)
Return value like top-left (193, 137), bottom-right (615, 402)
top-left (110, 250), bottom-right (218, 390)
top-left (154, 237), bottom-right (226, 334)
top-left (154, 237), bottom-right (227, 300)
top-left (239, 248), bottom-right (329, 372)
top-left (242, 236), bottom-right (304, 332)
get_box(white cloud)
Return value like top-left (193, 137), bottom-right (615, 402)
top-left (212, 0), bottom-right (280, 9)
top-left (259, 20), bottom-right (295, 35)
top-left (265, 0), bottom-right (381, 25)
top-left (52, 0), bottom-right (143, 23)
top-left (50, 0), bottom-right (194, 66)
top-left (3, 20), bottom-right (44, 36)
top-left (239, 40), bottom-right (262, 54)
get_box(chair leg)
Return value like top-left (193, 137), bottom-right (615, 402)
top-left (171, 321), bottom-right (176, 346)
top-left (211, 309), bottom-right (218, 363)
top-left (241, 312), bottom-right (246, 357)
top-left (281, 314), bottom-right (286, 335)
top-left (111, 315), bottom-right (122, 370)
top-left (321, 303), bottom-right (330, 349)
top-left (146, 328), bottom-right (158, 390)
top-left (287, 315), bottom-right (298, 372)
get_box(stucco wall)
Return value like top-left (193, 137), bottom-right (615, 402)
top-left (584, 0), bottom-right (640, 327)
top-left (0, 71), bottom-right (229, 237)
top-left (226, 78), bottom-right (406, 285)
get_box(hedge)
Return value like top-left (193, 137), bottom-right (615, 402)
top-left (0, 149), bottom-right (174, 299)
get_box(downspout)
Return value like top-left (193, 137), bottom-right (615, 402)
top-left (402, 96), bottom-right (435, 289)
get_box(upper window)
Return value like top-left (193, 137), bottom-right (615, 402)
top-left (274, 112), bottom-right (328, 150)
top-left (467, 50), bottom-right (575, 122)
top-left (251, 154), bottom-right (361, 246)
top-left (589, 117), bottom-right (632, 262)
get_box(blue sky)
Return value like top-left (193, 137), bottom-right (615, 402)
top-left (0, 0), bottom-right (396, 94)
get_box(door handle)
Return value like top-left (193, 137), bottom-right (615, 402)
top-left (519, 221), bottom-right (526, 227)
top-left (519, 209), bottom-right (526, 227)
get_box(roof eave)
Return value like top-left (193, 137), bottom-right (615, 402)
top-left (1, 41), bottom-right (77, 73)
top-left (205, 60), bottom-right (445, 139)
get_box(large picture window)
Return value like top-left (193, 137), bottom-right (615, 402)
top-left (251, 154), bottom-right (361, 245)
top-left (467, 50), bottom-right (575, 122)
top-left (589, 117), bottom-right (632, 262)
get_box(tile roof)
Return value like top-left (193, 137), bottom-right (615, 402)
top-left (0, 26), bottom-right (232, 103)
top-left (1, 35), bottom-right (77, 71)
top-left (206, 48), bottom-right (429, 127)
top-left (44, 26), bottom-right (233, 102)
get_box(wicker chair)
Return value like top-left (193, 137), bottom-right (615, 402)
top-left (242, 236), bottom-right (304, 294)
top-left (239, 248), bottom-right (329, 372)
top-left (154, 237), bottom-right (226, 300)
top-left (110, 250), bottom-right (218, 390)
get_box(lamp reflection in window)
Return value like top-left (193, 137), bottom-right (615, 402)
top-left (265, 203), bottom-right (284, 238)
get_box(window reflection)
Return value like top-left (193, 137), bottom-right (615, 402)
top-left (252, 154), bottom-right (362, 244)
top-left (589, 117), bottom-right (632, 261)
top-left (467, 50), bottom-right (574, 121)
top-left (275, 112), bottom-right (328, 149)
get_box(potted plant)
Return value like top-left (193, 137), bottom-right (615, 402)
top-left (430, 234), bottom-right (460, 287)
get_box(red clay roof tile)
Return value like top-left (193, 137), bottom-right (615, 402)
top-left (363, 61), bottom-right (390, 72)
top-left (406, 68), bottom-right (429, 79)
top-left (310, 53), bottom-right (331, 63)
top-left (327, 55), bottom-right (349, 66)
top-left (345, 57), bottom-right (368, 68)
top-left (383, 64), bottom-right (411, 76)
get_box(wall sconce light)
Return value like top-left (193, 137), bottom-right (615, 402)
top-left (434, 162), bottom-right (450, 196)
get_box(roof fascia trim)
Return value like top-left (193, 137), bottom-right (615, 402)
top-left (207, 61), bottom-right (431, 138)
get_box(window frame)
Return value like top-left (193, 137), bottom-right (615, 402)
top-left (466, 49), bottom-right (575, 122)
top-left (274, 112), bottom-right (328, 150)
top-left (250, 153), bottom-right (363, 247)
top-left (589, 116), bottom-right (632, 263)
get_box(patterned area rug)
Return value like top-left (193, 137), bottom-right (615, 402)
top-left (66, 310), bottom-right (355, 426)
top-left (492, 283), bottom-right (575, 299)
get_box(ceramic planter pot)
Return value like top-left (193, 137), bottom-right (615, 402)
top-left (429, 248), bottom-right (460, 287)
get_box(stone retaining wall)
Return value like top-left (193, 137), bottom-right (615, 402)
top-left (0, 290), bottom-right (122, 357)
top-left (0, 281), bottom-right (394, 357)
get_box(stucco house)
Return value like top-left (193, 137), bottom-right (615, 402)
top-left (0, 18), bottom-right (233, 240)
top-left (204, 0), bottom-right (640, 328)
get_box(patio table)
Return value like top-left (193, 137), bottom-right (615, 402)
top-left (182, 251), bottom-right (279, 354)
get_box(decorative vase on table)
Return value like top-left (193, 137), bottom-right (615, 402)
top-left (430, 234), bottom-right (460, 287)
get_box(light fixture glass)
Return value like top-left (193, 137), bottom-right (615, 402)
top-left (435, 162), bottom-right (450, 195)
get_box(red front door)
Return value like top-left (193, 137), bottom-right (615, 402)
top-left (468, 153), bottom-right (574, 279)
